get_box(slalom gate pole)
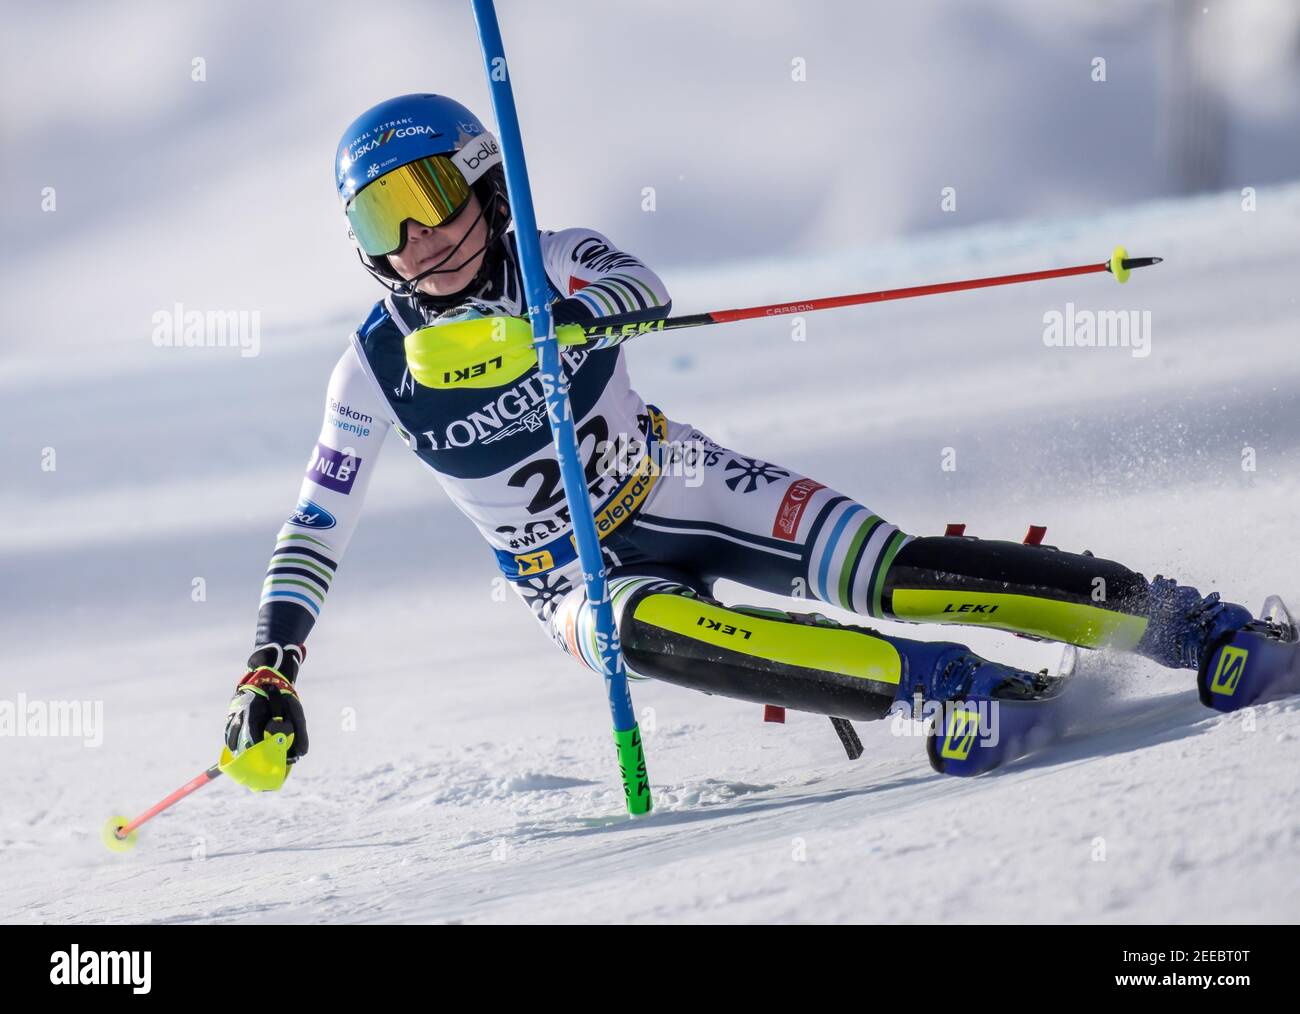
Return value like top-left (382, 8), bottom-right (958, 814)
top-left (470, 0), bottom-right (651, 815)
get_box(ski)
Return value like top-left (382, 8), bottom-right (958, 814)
top-left (925, 594), bottom-right (1300, 777)
top-left (926, 645), bottom-right (1078, 777)
top-left (1198, 595), bottom-right (1300, 713)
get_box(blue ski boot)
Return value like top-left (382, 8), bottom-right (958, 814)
top-left (893, 641), bottom-right (1073, 777)
top-left (1133, 577), bottom-right (1254, 670)
top-left (1197, 596), bottom-right (1300, 712)
top-left (1134, 579), bottom-right (1300, 712)
top-left (893, 640), bottom-right (1049, 711)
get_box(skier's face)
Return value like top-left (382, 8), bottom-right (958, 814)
top-left (386, 190), bottom-right (489, 297)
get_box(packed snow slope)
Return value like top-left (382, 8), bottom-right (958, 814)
top-left (2, 185), bottom-right (1299, 924)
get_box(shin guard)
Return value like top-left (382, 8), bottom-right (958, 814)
top-left (615, 582), bottom-right (908, 721)
top-left (881, 535), bottom-right (1152, 650)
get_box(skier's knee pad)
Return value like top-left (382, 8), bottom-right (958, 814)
top-left (882, 535), bottom-right (1151, 649)
top-left (547, 570), bottom-right (706, 674)
top-left (616, 582), bottom-right (904, 721)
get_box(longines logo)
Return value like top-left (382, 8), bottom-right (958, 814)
top-left (413, 349), bottom-right (588, 451)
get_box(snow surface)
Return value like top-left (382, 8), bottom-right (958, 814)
top-left (2, 184), bottom-right (1299, 924)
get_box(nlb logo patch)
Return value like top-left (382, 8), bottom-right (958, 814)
top-left (289, 499), bottom-right (336, 531)
top-left (1210, 645), bottom-right (1249, 697)
top-left (308, 443), bottom-right (361, 495)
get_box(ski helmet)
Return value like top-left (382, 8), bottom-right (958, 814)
top-left (335, 94), bottom-right (510, 297)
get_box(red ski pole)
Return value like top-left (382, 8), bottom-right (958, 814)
top-left (406, 245), bottom-right (1163, 392)
top-left (594, 247), bottom-right (1163, 337)
top-left (101, 721), bottom-right (295, 851)
top-left (102, 765), bottom-right (223, 851)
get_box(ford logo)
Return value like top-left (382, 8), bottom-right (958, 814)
top-left (288, 499), bottom-right (337, 530)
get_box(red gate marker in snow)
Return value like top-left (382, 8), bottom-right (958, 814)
top-left (944, 523), bottom-right (967, 537)
top-left (763, 705), bottom-right (786, 723)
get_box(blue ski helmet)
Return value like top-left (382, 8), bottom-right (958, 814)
top-left (335, 94), bottom-right (510, 294)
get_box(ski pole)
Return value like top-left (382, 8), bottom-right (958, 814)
top-left (102, 722), bottom-right (294, 851)
top-left (406, 247), bottom-right (1162, 391)
top-left (102, 765), bottom-right (223, 852)
top-left (582, 248), bottom-right (1163, 341)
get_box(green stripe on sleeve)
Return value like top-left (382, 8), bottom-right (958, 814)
top-left (870, 531), bottom-right (910, 618)
top-left (262, 577), bottom-right (326, 604)
top-left (837, 515), bottom-right (881, 611)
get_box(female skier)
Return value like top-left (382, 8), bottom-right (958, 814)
top-left (222, 93), bottom-right (1277, 774)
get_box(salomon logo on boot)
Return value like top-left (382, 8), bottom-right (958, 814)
top-left (1208, 646), bottom-right (1249, 697)
top-left (1197, 598), bottom-right (1300, 713)
top-left (939, 707), bottom-right (981, 761)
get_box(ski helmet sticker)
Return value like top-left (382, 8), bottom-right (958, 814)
top-left (452, 131), bottom-right (502, 184)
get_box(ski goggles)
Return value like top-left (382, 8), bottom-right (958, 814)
top-left (345, 156), bottom-right (473, 257)
top-left (344, 132), bottom-right (504, 257)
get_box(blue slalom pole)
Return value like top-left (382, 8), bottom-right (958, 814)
top-left (470, 0), bottom-right (651, 815)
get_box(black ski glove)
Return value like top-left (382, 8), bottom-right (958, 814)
top-left (429, 298), bottom-right (514, 324)
top-left (550, 296), bottom-right (596, 327)
top-left (224, 643), bottom-right (309, 764)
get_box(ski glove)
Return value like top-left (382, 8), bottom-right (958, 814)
top-left (432, 296), bottom-right (592, 327)
top-left (224, 643), bottom-right (309, 764)
top-left (430, 298), bottom-right (514, 325)
top-left (550, 296), bottom-right (596, 327)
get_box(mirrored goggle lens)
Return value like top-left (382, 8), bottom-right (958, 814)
top-left (345, 156), bottom-right (472, 256)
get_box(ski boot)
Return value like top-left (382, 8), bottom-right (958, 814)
top-left (1133, 577), bottom-right (1254, 670)
top-left (1134, 578), bottom-right (1300, 712)
top-left (1197, 596), bottom-right (1300, 713)
top-left (893, 640), bottom-right (1049, 709)
top-left (894, 640), bottom-right (1074, 777)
